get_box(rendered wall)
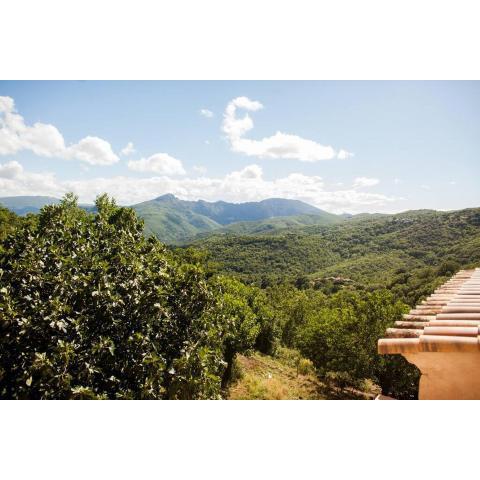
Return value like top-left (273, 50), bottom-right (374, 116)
top-left (403, 352), bottom-right (480, 400)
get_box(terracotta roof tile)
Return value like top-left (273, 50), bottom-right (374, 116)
top-left (378, 268), bottom-right (480, 352)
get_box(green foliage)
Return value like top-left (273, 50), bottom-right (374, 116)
top-left (193, 207), bottom-right (480, 304)
top-left (290, 289), bottom-right (419, 398)
top-left (210, 277), bottom-right (279, 387)
top-left (195, 213), bottom-right (342, 238)
top-left (0, 194), bottom-right (265, 399)
top-left (263, 286), bottom-right (419, 398)
top-left (0, 206), bottom-right (20, 245)
top-left (265, 285), bottom-right (327, 347)
top-left (132, 194), bottom-right (339, 243)
top-left (2, 194), bottom-right (475, 400)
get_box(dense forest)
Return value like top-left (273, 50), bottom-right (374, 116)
top-left (1, 197), bottom-right (479, 399)
top-left (191, 208), bottom-right (480, 306)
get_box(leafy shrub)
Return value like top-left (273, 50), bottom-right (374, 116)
top-left (210, 277), bottom-right (279, 387)
top-left (297, 358), bottom-right (314, 376)
top-left (293, 289), bottom-right (420, 398)
top-left (0, 206), bottom-right (21, 246)
top-left (0, 194), bottom-right (253, 399)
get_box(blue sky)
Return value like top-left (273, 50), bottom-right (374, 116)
top-left (0, 81), bottom-right (479, 213)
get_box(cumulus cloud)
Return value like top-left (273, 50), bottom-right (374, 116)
top-left (127, 153), bottom-right (186, 175)
top-left (0, 96), bottom-right (119, 166)
top-left (199, 109), bottom-right (214, 118)
top-left (0, 161), bottom-right (65, 198)
top-left (353, 177), bottom-right (380, 188)
top-left (222, 96), bottom-right (352, 162)
top-left (0, 160), bottom-right (23, 179)
top-left (65, 136), bottom-right (119, 166)
top-left (1, 161), bottom-right (396, 214)
top-left (120, 142), bottom-right (135, 156)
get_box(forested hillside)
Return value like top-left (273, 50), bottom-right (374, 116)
top-left (2, 196), bottom-right (479, 400)
top-left (0, 194), bottom-right (425, 399)
top-left (191, 207), bottom-right (480, 304)
top-left (0, 195), bottom-right (282, 399)
top-left (1, 194), bottom-right (343, 243)
top-left (191, 213), bottom-right (342, 238)
top-left (133, 195), bottom-right (341, 242)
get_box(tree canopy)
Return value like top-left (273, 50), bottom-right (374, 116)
top-left (0, 195), bottom-right (270, 399)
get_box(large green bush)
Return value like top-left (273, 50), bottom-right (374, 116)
top-left (0, 206), bottom-right (20, 246)
top-left (0, 195), bottom-right (264, 399)
top-left (209, 277), bottom-right (279, 387)
top-left (293, 289), bottom-right (419, 399)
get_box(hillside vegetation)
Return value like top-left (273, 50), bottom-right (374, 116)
top-left (3, 195), bottom-right (479, 399)
top-left (192, 212), bottom-right (341, 238)
top-left (0, 194), bottom-right (343, 243)
top-left (0, 196), bottom-right (280, 399)
top-left (192, 207), bottom-right (480, 304)
top-left (229, 349), bottom-right (380, 400)
top-left (133, 195), bottom-right (340, 242)
top-left (0, 194), bottom-right (423, 399)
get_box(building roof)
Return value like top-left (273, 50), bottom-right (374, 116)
top-left (378, 268), bottom-right (480, 354)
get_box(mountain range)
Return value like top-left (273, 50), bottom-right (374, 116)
top-left (2, 194), bottom-right (480, 306)
top-left (192, 206), bottom-right (480, 300)
top-left (0, 196), bottom-right (62, 215)
top-left (0, 194), bottom-right (343, 243)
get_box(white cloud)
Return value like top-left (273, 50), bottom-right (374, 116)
top-left (0, 161), bottom-right (65, 198)
top-left (65, 136), bottom-right (119, 166)
top-left (199, 109), bottom-right (214, 118)
top-left (222, 96), bottom-right (352, 162)
top-left (0, 161), bottom-right (396, 214)
top-left (353, 177), bottom-right (379, 188)
top-left (337, 149), bottom-right (354, 160)
top-left (237, 164), bottom-right (262, 179)
top-left (421, 184), bottom-right (431, 190)
top-left (394, 178), bottom-right (402, 185)
top-left (449, 181), bottom-right (457, 185)
top-left (0, 96), bottom-right (119, 166)
top-left (0, 160), bottom-right (23, 179)
top-left (127, 153), bottom-right (186, 175)
top-left (120, 142), bottom-right (135, 156)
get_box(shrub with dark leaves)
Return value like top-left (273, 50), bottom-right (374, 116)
top-left (0, 194), bottom-right (230, 399)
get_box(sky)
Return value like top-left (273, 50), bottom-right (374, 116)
top-left (0, 80), bottom-right (479, 214)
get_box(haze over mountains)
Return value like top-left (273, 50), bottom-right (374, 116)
top-left (0, 194), bottom-right (344, 243)
top-left (0, 196), bottom-right (62, 216)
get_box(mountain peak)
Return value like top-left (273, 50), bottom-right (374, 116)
top-left (154, 194), bottom-right (178, 201)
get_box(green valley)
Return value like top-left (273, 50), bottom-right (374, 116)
top-left (190, 207), bottom-right (480, 305)
top-left (1, 195), bottom-right (479, 400)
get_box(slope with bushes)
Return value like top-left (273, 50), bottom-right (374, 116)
top-left (0, 195), bottom-right (276, 399)
top-left (192, 207), bottom-right (480, 296)
top-left (3, 196), bottom-right (477, 399)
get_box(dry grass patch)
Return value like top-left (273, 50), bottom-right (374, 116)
top-left (228, 352), bottom-right (326, 400)
top-left (227, 349), bottom-right (379, 400)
